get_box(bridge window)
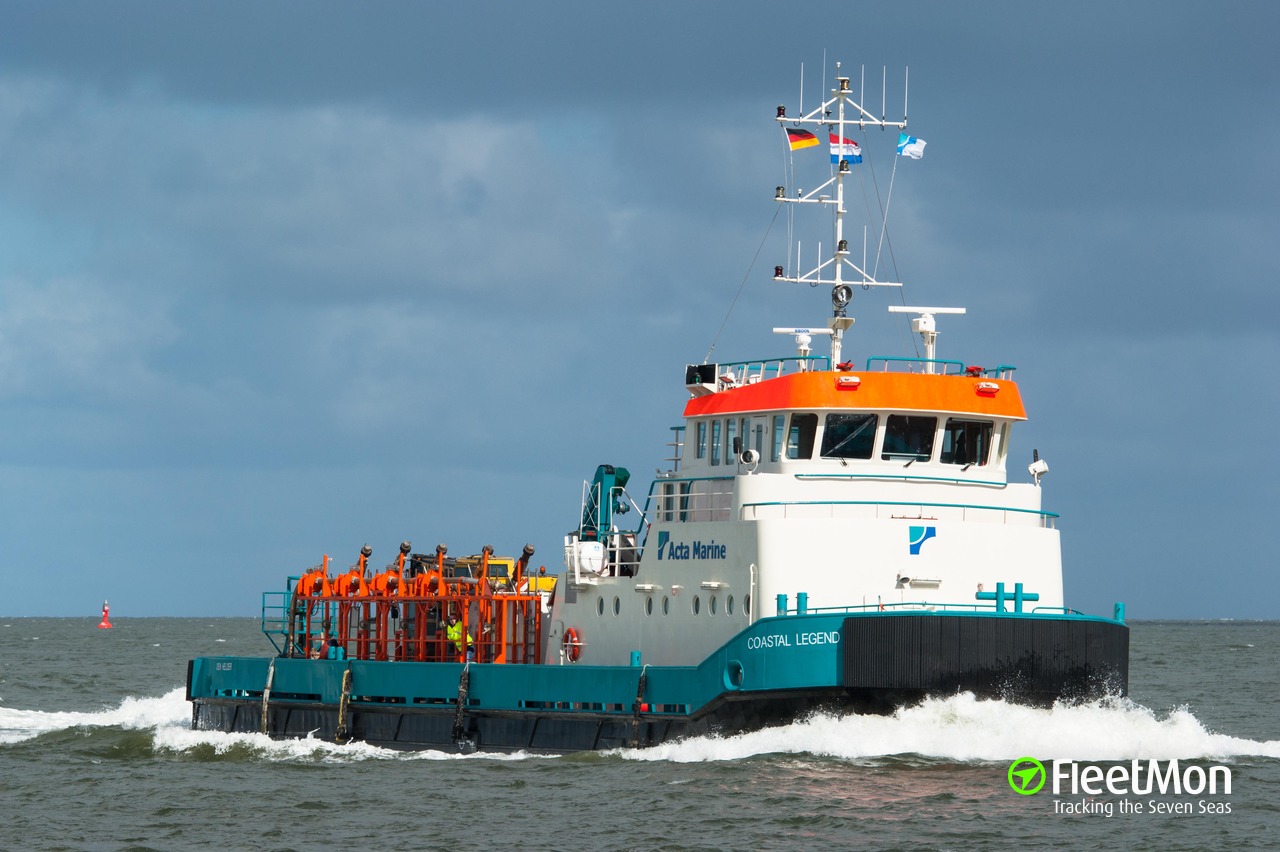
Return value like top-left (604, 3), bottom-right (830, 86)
top-left (725, 418), bottom-right (737, 463)
top-left (786, 414), bottom-right (817, 459)
top-left (882, 415), bottom-right (937, 462)
top-left (941, 418), bottom-right (993, 466)
top-left (771, 415), bottom-right (784, 462)
top-left (711, 420), bottom-right (722, 466)
top-left (695, 421), bottom-right (707, 460)
top-left (821, 413), bottom-right (878, 460)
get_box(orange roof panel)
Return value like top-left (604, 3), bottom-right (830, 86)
top-left (682, 371), bottom-right (1027, 420)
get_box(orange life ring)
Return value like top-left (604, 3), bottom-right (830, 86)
top-left (562, 627), bottom-right (582, 662)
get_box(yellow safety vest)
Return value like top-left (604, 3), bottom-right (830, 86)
top-left (445, 621), bottom-right (471, 654)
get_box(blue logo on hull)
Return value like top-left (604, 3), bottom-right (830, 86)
top-left (908, 525), bottom-right (936, 555)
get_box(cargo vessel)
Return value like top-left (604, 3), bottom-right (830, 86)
top-left (187, 66), bottom-right (1129, 752)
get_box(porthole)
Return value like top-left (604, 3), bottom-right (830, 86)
top-left (744, 594), bottom-right (751, 616)
top-left (710, 596), bottom-right (718, 615)
top-left (693, 595), bottom-right (701, 615)
top-left (645, 597), bottom-right (654, 616)
top-left (727, 595), bottom-right (735, 615)
top-left (613, 596), bottom-right (621, 616)
top-left (662, 596), bottom-right (670, 615)
top-left (596, 597), bottom-right (604, 616)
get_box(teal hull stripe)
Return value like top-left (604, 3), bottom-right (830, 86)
top-left (743, 498), bottom-right (1059, 519)
top-left (793, 472), bottom-right (1009, 487)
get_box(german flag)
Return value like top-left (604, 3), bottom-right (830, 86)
top-left (785, 128), bottom-right (819, 151)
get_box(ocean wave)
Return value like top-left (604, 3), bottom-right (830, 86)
top-left (6, 688), bottom-right (1278, 765)
top-left (0, 687), bottom-right (545, 762)
top-left (0, 687), bottom-right (190, 745)
top-left (622, 692), bottom-right (1280, 764)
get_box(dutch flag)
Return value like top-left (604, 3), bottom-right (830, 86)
top-left (829, 134), bottom-right (862, 165)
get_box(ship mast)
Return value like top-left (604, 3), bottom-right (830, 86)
top-left (773, 64), bottom-right (908, 367)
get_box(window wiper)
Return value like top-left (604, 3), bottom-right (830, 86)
top-left (826, 420), bottom-right (875, 456)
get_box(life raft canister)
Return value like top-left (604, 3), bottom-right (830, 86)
top-left (562, 627), bottom-right (582, 662)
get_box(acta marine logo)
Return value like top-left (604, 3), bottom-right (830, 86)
top-left (653, 531), bottom-right (727, 561)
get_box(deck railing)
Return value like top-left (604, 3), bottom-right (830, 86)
top-left (864, 356), bottom-right (1017, 380)
top-left (741, 499), bottom-right (1058, 528)
top-left (711, 355), bottom-right (832, 386)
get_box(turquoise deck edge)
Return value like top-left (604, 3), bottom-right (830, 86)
top-left (191, 608), bottom-right (1125, 721)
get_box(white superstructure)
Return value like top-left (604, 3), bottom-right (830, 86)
top-left (547, 66), bottom-right (1064, 667)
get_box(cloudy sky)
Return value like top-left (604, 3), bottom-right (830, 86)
top-left (1, 1), bottom-right (1275, 618)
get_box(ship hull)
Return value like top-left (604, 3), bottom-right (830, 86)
top-left (188, 611), bottom-right (1128, 752)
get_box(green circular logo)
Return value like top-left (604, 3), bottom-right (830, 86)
top-left (1008, 757), bottom-right (1046, 795)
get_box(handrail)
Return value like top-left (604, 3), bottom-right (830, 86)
top-left (716, 355), bottom-right (831, 380)
top-left (794, 471), bottom-right (1008, 487)
top-left (742, 498), bottom-right (1058, 523)
top-left (262, 590), bottom-right (291, 655)
top-left (776, 601), bottom-right (1092, 618)
top-left (865, 356), bottom-right (967, 374)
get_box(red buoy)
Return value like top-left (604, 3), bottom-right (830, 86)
top-left (98, 600), bottom-right (113, 629)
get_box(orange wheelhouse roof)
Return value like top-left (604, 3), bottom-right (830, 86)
top-left (682, 370), bottom-right (1027, 420)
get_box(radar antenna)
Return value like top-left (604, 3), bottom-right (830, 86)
top-left (887, 306), bottom-right (966, 374)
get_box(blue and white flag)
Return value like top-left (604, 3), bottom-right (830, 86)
top-left (829, 133), bottom-right (862, 165)
top-left (897, 132), bottom-right (926, 159)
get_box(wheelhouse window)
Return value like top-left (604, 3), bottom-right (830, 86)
top-left (725, 418), bottom-right (737, 462)
top-left (786, 413), bottom-right (817, 460)
top-left (771, 415), bottom-right (784, 462)
top-left (881, 415), bottom-right (937, 462)
top-left (941, 418), bottom-right (993, 466)
top-left (695, 421), bottom-right (707, 460)
top-left (710, 420), bottom-right (722, 466)
top-left (821, 413), bottom-right (878, 460)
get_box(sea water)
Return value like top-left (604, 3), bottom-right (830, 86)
top-left (1, 619), bottom-right (1278, 851)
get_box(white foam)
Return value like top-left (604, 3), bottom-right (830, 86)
top-left (151, 724), bottom-right (407, 761)
top-left (623, 693), bottom-right (1280, 764)
top-left (153, 723), bottom-right (549, 762)
top-left (0, 687), bottom-right (190, 744)
top-left (6, 689), bottom-right (1277, 764)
